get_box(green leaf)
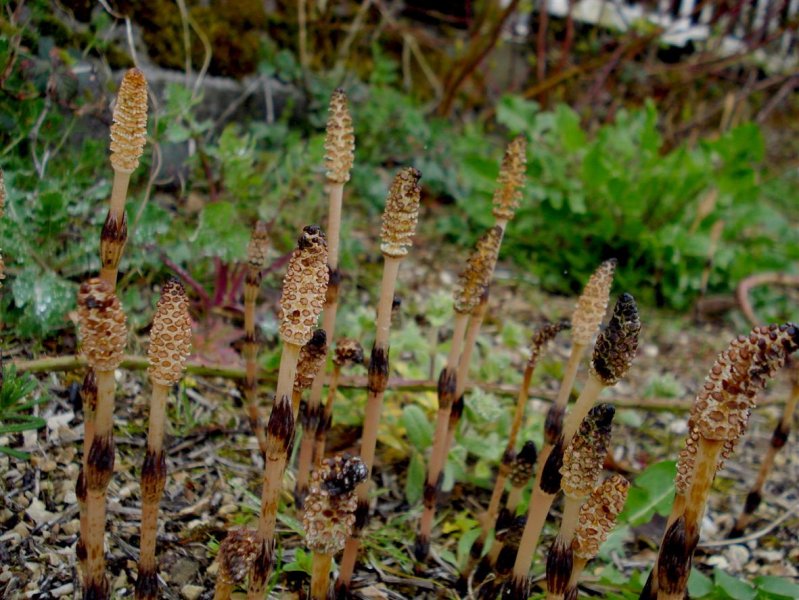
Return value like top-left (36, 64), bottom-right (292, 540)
top-left (554, 104), bottom-right (586, 152)
top-left (688, 568), bottom-right (715, 597)
top-left (0, 446), bottom-right (30, 460)
top-left (714, 568), bottom-right (757, 600)
top-left (192, 201), bottom-right (250, 262)
top-left (753, 576), bottom-right (799, 599)
top-left (404, 451), bottom-right (425, 505)
top-left (618, 460), bottom-right (676, 526)
top-left (11, 267), bottom-right (75, 337)
top-left (496, 95), bottom-right (539, 134)
top-left (402, 404), bottom-right (433, 449)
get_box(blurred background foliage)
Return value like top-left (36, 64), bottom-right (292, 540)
top-left (1, 0), bottom-right (798, 344)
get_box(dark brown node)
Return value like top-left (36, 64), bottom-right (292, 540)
top-left (516, 441), bottom-right (537, 469)
top-left (469, 537), bottom-right (484, 560)
top-left (771, 422), bottom-right (790, 448)
top-left (367, 345), bottom-right (390, 394)
top-left (86, 433), bottom-right (115, 491)
top-left (437, 367), bottom-right (457, 409)
top-left (540, 438), bottom-right (565, 494)
top-left (413, 535), bottom-right (430, 562)
top-left (638, 569), bottom-right (656, 600)
top-left (544, 405), bottom-right (565, 445)
top-left (76, 538), bottom-right (87, 562)
top-left (423, 480), bottom-right (439, 508)
top-left (545, 539), bottom-right (574, 594)
top-left (325, 268), bottom-right (341, 305)
top-left (657, 517), bottom-right (690, 594)
top-left (140, 449), bottom-right (167, 503)
top-left (245, 271), bottom-right (263, 289)
top-left (76, 469), bottom-right (87, 503)
top-left (250, 539), bottom-right (275, 590)
top-left (496, 544), bottom-right (517, 575)
top-left (84, 576), bottom-right (110, 600)
top-left (354, 498), bottom-right (370, 530)
top-left (743, 489), bottom-right (762, 514)
top-left (449, 394), bottom-right (465, 426)
top-left (266, 395), bottom-right (295, 446)
top-left (506, 575), bottom-right (531, 600)
top-left (82, 369), bottom-right (98, 413)
top-left (134, 567), bottom-right (159, 599)
top-left (564, 586), bottom-right (579, 600)
top-left (100, 210), bottom-right (128, 268)
top-left (298, 225), bottom-right (324, 250)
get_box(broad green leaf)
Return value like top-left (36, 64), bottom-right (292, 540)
top-left (404, 451), bottom-right (425, 505)
top-left (688, 568), bottom-right (715, 597)
top-left (496, 94), bottom-right (539, 134)
top-left (618, 460), bottom-right (676, 526)
top-left (753, 576), bottom-right (799, 599)
top-left (192, 201), bottom-right (250, 262)
top-left (402, 404), bottom-right (433, 449)
top-left (714, 568), bottom-right (757, 600)
top-left (11, 267), bottom-right (75, 337)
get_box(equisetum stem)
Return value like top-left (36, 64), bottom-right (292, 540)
top-left (248, 343), bottom-right (302, 599)
top-left (99, 170), bottom-right (132, 288)
top-left (243, 273), bottom-right (268, 457)
top-left (416, 312), bottom-right (470, 556)
top-left (109, 169), bottom-right (131, 219)
top-left (683, 438), bottom-right (724, 545)
top-left (84, 369), bottom-right (117, 598)
top-left (135, 383), bottom-right (169, 599)
top-left (512, 485), bottom-right (557, 586)
top-left (338, 256), bottom-right (402, 589)
top-left (561, 375), bottom-right (605, 441)
top-left (310, 552), bottom-right (334, 600)
top-left (554, 343), bottom-right (586, 414)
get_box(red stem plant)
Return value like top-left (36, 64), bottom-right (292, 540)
top-left (641, 323), bottom-right (799, 600)
top-left (246, 226), bottom-right (329, 599)
top-left (510, 293), bottom-right (640, 597)
top-left (298, 89), bottom-right (355, 507)
top-left (101, 69), bottom-right (148, 288)
top-left (563, 474), bottom-right (630, 599)
top-left (730, 361), bottom-right (799, 537)
top-left (314, 339), bottom-right (365, 465)
top-left (337, 167), bottom-right (422, 594)
top-left (135, 280), bottom-right (192, 600)
top-left (243, 221), bottom-right (270, 457)
top-left (304, 454), bottom-right (368, 600)
top-left (415, 226), bottom-right (501, 563)
top-left (546, 403), bottom-right (615, 599)
top-left (75, 279), bottom-right (128, 599)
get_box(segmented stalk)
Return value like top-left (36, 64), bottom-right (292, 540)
top-left (76, 279), bottom-right (128, 599)
top-left (135, 280), bottom-right (192, 600)
top-left (247, 227), bottom-right (328, 599)
top-left (101, 68), bottom-right (148, 287)
top-left (337, 167), bottom-right (421, 593)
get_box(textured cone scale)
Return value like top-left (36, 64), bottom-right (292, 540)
top-left (528, 320), bottom-right (570, 368)
top-left (379, 167), bottom-right (422, 258)
top-left (109, 68), bottom-right (148, 173)
top-left (676, 323), bottom-right (799, 493)
top-left (278, 226), bottom-right (329, 346)
top-left (303, 455), bottom-right (368, 555)
top-left (492, 135), bottom-right (527, 221)
top-left (561, 404), bottom-right (615, 498)
top-left (571, 259), bottom-right (617, 346)
top-left (573, 474), bottom-right (630, 560)
top-left (77, 278), bottom-right (127, 371)
top-left (509, 441), bottom-right (538, 487)
top-left (217, 529), bottom-right (260, 587)
top-left (590, 292), bottom-right (641, 386)
top-left (454, 226), bottom-right (502, 314)
top-left (247, 221), bottom-right (270, 271)
top-left (324, 89), bottom-right (355, 184)
top-left (333, 338), bottom-right (364, 367)
top-left (148, 279), bottom-right (192, 386)
top-left (294, 329), bottom-right (328, 392)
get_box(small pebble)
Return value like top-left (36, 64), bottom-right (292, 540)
top-left (181, 584), bottom-right (204, 600)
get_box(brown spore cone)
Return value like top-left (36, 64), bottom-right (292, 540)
top-left (148, 279), bottom-right (192, 386)
top-left (454, 226), bottom-right (502, 314)
top-left (590, 292), bottom-right (640, 386)
top-left (109, 68), bottom-right (148, 173)
top-left (324, 88), bottom-right (355, 184)
top-left (77, 278), bottom-right (127, 371)
top-left (334, 338), bottom-right (364, 367)
top-left (492, 135), bottom-right (527, 222)
top-left (278, 226), bottom-right (329, 346)
top-left (303, 454), bottom-right (368, 555)
top-left (294, 329), bottom-right (328, 392)
top-left (379, 167), bottom-right (421, 258)
top-left (561, 404), bottom-right (615, 498)
top-left (573, 474), bottom-right (629, 560)
top-left (247, 220), bottom-right (270, 271)
top-left (571, 259), bottom-right (617, 346)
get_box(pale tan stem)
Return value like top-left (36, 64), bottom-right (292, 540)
top-left (311, 552), bottom-right (334, 600)
top-left (213, 581), bottom-right (233, 600)
top-left (84, 369), bottom-right (117, 594)
top-left (455, 299), bottom-right (488, 399)
top-left (558, 498), bottom-right (581, 545)
top-left (326, 183), bottom-right (344, 271)
top-left (109, 170), bottom-right (132, 218)
top-left (564, 557), bottom-right (588, 597)
top-left (483, 469), bottom-right (509, 537)
top-left (506, 485), bottom-right (524, 513)
top-left (683, 438), bottom-right (724, 545)
top-left (276, 345), bottom-right (302, 418)
top-left (561, 375), bottom-right (606, 441)
top-left (554, 343), bottom-right (586, 411)
top-left (244, 272), bottom-right (268, 456)
top-left (513, 485), bottom-right (557, 583)
top-left (314, 366), bottom-right (341, 464)
top-left (137, 383), bottom-right (169, 584)
top-left (507, 363), bottom-right (536, 456)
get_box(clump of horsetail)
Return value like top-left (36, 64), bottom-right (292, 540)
top-left (337, 167), bottom-right (421, 593)
top-left (247, 226), bottom-right (329, 599)
top-left (292, 328), bottom-right (329, 507)
top-left (314, 339), bottom-right (365, 464)
top-left (642, 323), bottom-right (799, 600)
top-left (415, 225), bottom-right (501, 563)
top-left (135, 280), bottom-right (192, 600)
top-left (730, 362), bottom-right (799, 537)
top-left (243, 221), bottom-right (270, 457)
top-left (563, 474), bottom-right (630, 599)
top-left (300, 89), bottom-right (355, 503)
top-left (511, 293), bottom-right (639, 596)
top-left (546, 404), bottom-right (615, 599)
top-left (304, 454), bottom-right (368, 600)
top-left (76, 278), bottom-right (128, 598)
top-left (101, 68), bottom-right (148, 287)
